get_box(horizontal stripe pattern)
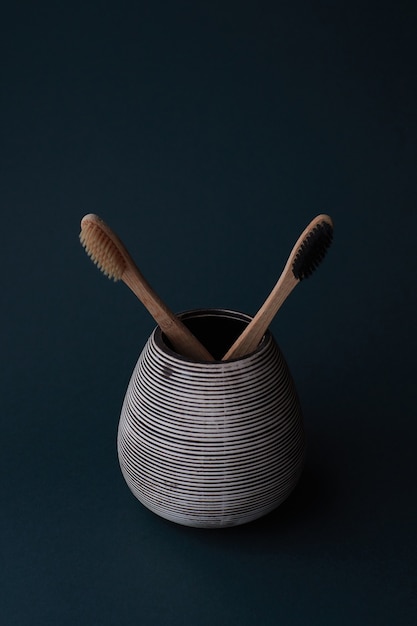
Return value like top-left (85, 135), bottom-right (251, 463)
top-left (117, 310), bottom-right (305, 528)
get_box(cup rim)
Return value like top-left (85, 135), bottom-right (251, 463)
top-left (153, 307), bottom-right (272, 364)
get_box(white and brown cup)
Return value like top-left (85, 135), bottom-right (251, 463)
top-left (118, 309), bottom-right (305, 528)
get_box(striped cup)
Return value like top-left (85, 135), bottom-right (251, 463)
top-left (118, 309), bottom-right (305, 528)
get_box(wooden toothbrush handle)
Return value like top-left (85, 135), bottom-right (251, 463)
top-left (223, 271), bottom-right (299, 360)
top-left (122, 266), bottom-right (214, 361)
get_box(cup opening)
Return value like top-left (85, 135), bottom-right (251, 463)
top-left (157, 309), bottom-right (267, 362)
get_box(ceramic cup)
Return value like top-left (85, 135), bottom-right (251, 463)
top-left (117, 309), bottom-right (305, 528)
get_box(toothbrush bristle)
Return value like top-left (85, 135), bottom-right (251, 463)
top-left (79, 217), bottom-right (126, 281)
top-left (292, 219), bottom-right (333, 280)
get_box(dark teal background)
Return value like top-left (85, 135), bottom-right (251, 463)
top-left (2, 1), bottom-right (416, 624)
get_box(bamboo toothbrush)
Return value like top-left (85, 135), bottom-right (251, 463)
top-left (79, 214), bottom-right (214, 361)
top-left (222, 214), bottom-right (334, 361)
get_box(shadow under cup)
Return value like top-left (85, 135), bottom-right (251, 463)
top-left (117, 309), bottom-right (305, 528)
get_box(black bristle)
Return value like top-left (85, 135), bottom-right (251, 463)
top-left (292, 221), bottom-right (333, 280)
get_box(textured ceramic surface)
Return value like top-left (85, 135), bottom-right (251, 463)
top-left (118, 309), bottom-right (305, 528)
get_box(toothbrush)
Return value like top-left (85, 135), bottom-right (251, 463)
top-left (79, 214), bottom-right (214, 362)
top-left (222, 214), bottom-right (334, 360)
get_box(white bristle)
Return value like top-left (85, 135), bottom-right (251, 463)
top-left (79, 221), bottom-right (126, 281)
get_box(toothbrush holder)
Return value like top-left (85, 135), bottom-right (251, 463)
top-left (117, 308), bottom-right (305, 528)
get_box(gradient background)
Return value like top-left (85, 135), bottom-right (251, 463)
top-left (1, 1), bottom-right (416, 624)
